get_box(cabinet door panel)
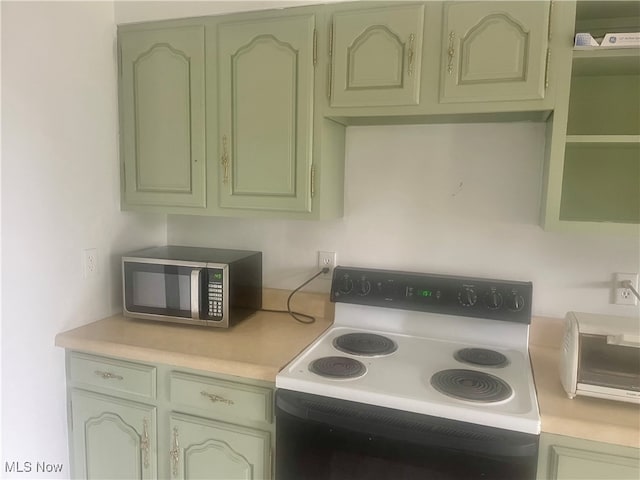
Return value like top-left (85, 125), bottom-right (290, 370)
top-left (331, 4), bottom-right (424, 107)
top-left (441, 1), bottom-right (549, 103)
top-left (71, 389), bottom-right (157, 479)
top-left (551, 445), bottom-right (640, 480)
top-left (170, 413), bottom-right (271, 480)
top-left (218, 15), bottom-right (315, 212)
top-left (538, 434), bottom-right (640, 480)
top-left (120, 26), bottom-right (205, 208)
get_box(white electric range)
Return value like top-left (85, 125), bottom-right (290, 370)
top-left (275, 266), bottom-right (540, 480)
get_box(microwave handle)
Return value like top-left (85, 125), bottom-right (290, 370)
top-left (607, 334), bottom-right (640, 347)
top-left (191, 268), bottom-right (202, 320)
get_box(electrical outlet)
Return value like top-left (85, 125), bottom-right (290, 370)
top-left (613, 273), bottom-right (639, 305)
top-left (318, 251), bottom-right (337, 275)
top-left (83, 248), bottom-right (98, 278)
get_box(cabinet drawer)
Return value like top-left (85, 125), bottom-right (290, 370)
top-left (170, 371), bottom-right (273, 424)
top-left (69, 352), bottom-right (156, 399)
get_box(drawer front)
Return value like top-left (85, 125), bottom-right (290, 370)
top-left (170, 371), bottom-right (273, 424)
top-left (69, 352), bottom-right (156, 399)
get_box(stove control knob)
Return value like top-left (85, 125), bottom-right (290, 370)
top-left (484, 290), bottom-right (503, 310)
top-left (507, 291), bottom-right (525, 311)
top-left (376, 279), bottom-right (398, 300)
top-left (458, 287), bottom-right (477, 307)
top-left (356, 277), bottom-right (372, 296)
top-left (337, 274), bottom-right (354, 295)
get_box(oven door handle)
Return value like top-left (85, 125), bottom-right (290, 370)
top-left (276, 389), bottom-right (538, 459)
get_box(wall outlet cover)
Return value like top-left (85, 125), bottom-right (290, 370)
top-left (318, 251), bottom-right (337, 275)
top-left (613, 273), bottom-right (639, 306)
top-left (83, 248), bottom-right (98, 278)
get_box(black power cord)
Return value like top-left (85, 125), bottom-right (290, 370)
top-left (262, 267), bottom-right (330, 324)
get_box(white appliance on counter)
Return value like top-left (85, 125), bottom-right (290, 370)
top-left (560, 311), bottom-right (640, 404)
top-left (275, 266), bottom-right (540, 480)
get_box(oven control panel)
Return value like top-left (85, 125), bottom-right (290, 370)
top-left (330, 266), bottom-right (532, 324)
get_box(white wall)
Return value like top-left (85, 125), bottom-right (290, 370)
top-left (168, 123), bottom-right (640, 319)
top-left (1, 2), bottom-right (166, 477)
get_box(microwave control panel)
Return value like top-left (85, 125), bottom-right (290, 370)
top-left (206, 268), bottom-right (225, 319)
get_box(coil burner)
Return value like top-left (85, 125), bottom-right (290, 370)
top-left (454, 348), bottom-right (509, 368)
top-left (309, 356), bottom-right (367, 379)
top-left (333, 333), bottom-right (398, 356)
top-left (430, 369), bottom-right (513, 403)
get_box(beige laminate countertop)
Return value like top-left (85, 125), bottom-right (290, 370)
top-left (55, 302), bottom-right (639, 448)
top-left (55, 289), bottom-right (334, 383)
top-left (530, 316), bottom-right (640, 448)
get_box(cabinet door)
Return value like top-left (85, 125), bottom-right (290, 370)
top-left (217, 14), bottom-right (315, 213)
top-left (441, 1), bottom-right (550, 103)
top-left (330, 4), bottom-right (424, 107)
top-left (70, 389), bottom-right (157, 479)
top-left (538, 433), bottom-right (640, 480)
top-left (549, 446), bottom-right (640, 480)
top-left (169, 413), bottom-right (271, 480)
top-left (119, 25), bottom-right (206, 208)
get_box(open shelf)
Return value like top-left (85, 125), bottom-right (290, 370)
top-left (560, 143), bottom-right (640, 224)
top-left (566, 135), bottom-right (640, 144)
top-left (543, 1), bottom-right (640, 232)
top-left (566, 74), bottom-right (639, 135)
top-left (561, 3), bottom-right (640, 227)
top-left (572, 48), bottom-right (640, 76)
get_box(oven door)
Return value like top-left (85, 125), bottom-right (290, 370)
top-left (275, 389), bottom-right (538, 480)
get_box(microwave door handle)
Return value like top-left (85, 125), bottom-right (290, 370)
top-left (191, 268), bottom-right (201, 320)
top-left (607, 334), bottom-right (640, 347)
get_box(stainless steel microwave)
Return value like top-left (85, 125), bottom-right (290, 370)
top-left (560, 311), bottom-right (640, 404)
top-left (122, 246), bottom-right (262, 328)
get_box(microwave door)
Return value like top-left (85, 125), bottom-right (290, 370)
top-left (124, 262), bottom-right (198, 319)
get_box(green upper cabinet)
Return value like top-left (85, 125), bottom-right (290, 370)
top-left (114, 1), bottom-right (570, 219)
top-left (119, 25), bottom-right (206, 208)
top-left (216, 13), bottom-right (316, 213)
top-left (541, 0), bottom-right (640, 234)
top-left (329, 3), bottom-right (425, 107)
top-left (440, 1), bottom-right (551, 103)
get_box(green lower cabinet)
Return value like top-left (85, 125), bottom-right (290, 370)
top-left (66, 352), bottom-right (274, 480)
top-left (169, 413), bottom-right (271, 480)
top-left (537, 433), bottom-right (640, 480)
top-left (70, 389), bottom-right (157, 479)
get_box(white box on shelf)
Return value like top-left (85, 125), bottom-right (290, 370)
top-left (601, 32), bottom-right (640, 48)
